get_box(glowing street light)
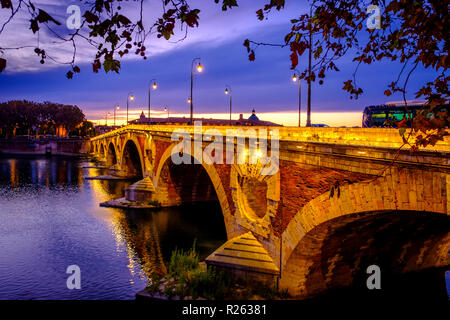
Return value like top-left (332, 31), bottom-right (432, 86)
top-left (164, 106), bottom-right (169, 119)
top-left (292, 70), bottom-right (301, 127)
top-left (190, 57), bottom-right (203, 124)
top-left (225, 85), bottom-right (232, 125)
top-left (126, 92), bottom-right (134, 125)
top-left (148, 79), bottom-right (158, 123)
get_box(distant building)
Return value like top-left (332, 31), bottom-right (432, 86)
top-left (128, 109), bottom-right (281, 126)
top-left (95, 125), bottom-right (121, 135)
top-left (248, 109), bottom-right (259, 121)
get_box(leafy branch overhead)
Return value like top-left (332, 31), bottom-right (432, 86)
top-left (0, 0), bottom-right (448, 151)
top-left (0, 0), bottom-right (238, 76)
top-left (243, 0), bottom-right (448, 150)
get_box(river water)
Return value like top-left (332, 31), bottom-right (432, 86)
top-left (0, 155), bottom-right (449, 300)
top-left (0, 155), bottom-right (226, 300)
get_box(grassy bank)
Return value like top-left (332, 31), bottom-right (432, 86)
top-left (144, 240), bottom-right (290, 300)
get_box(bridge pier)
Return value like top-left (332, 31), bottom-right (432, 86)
top-left (90, 125), bottom-right (450, 297)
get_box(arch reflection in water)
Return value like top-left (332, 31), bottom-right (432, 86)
top-left (91, 158), bottom-right (228, 282)
top-left (106, 203), bottom-right (227, 281)
top-left (0, 156), bottom-right (227, 299)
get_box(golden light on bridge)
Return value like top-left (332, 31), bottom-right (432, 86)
top-left (196, 62), bottom-right (203, 72)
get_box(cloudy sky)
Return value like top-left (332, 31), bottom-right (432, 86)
top-left (0, 0), bottom-right (437, 126)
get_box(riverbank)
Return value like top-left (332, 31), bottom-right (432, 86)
top-left (0, 137), bottom-right (90, 156)
top-left (135, 243), bottom-right (290, 301)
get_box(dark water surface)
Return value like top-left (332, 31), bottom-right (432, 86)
top-left (0, 156), bottom-right (226, 300)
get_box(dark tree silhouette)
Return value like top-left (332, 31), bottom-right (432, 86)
top-left (0, 100), bottom-right (86, 137)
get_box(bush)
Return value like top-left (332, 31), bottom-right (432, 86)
top-left (187, 267), bottom-right (232, 300)
top-left (168, 240), bottom-right (199, 279)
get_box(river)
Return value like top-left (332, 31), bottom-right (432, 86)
top-left (0, 155), bottom-right (448, 300)
top-left (0, 155), bottom-right (226, 300)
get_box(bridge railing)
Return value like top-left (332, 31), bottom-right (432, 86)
top-left (91, 125), bottom-right (450, 152)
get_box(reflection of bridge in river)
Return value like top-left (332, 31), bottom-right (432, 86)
top-left (90, 124), bottom-right (450, 298)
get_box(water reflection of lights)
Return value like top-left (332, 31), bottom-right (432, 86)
top-left (86, 172), bottom-right (166, 284)
top-left (8, 159), bottom-right (18, 187)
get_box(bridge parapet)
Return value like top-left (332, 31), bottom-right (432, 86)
top-left (89, 124), bottom-right (450, 298)
top-left (91, 125), bottom-right (450, 152)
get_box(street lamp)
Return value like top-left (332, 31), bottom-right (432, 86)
top-left (225, 85), bottom-right (232, 125)
top-left (148, 79), bottom-right (157, 123)
top-left (126, 92), bottom-right (134, 125)
top-left (114, 104), bottom-right (120, 126)
top-left (190, 57), bottom-right (203, 124)
top-left (105, 112), bottom-right (111, 126)
top-left (292, 70), bottom-right (301, 127)
top-left (164, 106), bottom-right (169, 119)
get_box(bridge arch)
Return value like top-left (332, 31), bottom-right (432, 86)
top-left (120, 138), bottom-right (145, 178)
top-left (106, 142), bottom-right (118, 167)
top-left (279, 210), bottom-right (450, 298)
top-left (99, 143), bottom-right (105, 158)
top-left (280, 168), bottom-right (450, 297)
top-left (154, 144), bottom-right (234, 238)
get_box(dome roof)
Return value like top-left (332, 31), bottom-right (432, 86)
top-left (248, 109), bottom-right (259, 120)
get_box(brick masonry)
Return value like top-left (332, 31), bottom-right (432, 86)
top-left (91, 126), bottom-right (450, 298)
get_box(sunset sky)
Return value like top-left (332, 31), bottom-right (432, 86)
top-left (0, 1), bottom-right (437, 126)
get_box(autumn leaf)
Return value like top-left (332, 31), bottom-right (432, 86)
top-left (29, 19), bottom-right (39, 33)
top-left (0, 58), bottom-right (6, 72)
top-left (284, 32), bottom-right (294, 44)
top-left (1, 0), bottom-right (12, 9)
top-left (248, 50), bottom-right (255, 61)
top-left (103, 58), bottom-right (120, 73)
top-left (243, 39), bottom-right (250, 52)
top-left (290, 52), bottom-right (298, 68)
top-left (66, 71), bottom-right (73, 79)
top-left (92, 59), bottom-right (101, 73)
top-left (36, 9), bottom-right (61, 25)
top-left (84, 11), bottom-right (99, 24)
top-left (219, 0), bottom-right (238, 11)
top-left (256, 9), bottom-right (264, 20)
top-left (117, 15), bottom-right (131, 26)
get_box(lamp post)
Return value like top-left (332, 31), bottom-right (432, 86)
top-left (114, 104), bottom-right (120, 126)
top-left (164, 106), bottom-right (169, 119)
top-left (292, 70), bottom-right (301, 127)
top-left (105, 112), bottom-right (111, 126)
top-left (148, 79), bottom-right (157, 123)
top-left (126, 92), bottom-right (134, 125)
top-left (225, 85), bottom-right (232, 125)
top-left (306, 4), bottom-right (313, 127)
top-left (190, 57), bottom-right (203, 124)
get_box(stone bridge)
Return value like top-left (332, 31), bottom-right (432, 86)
top-left (90, 124), bottom-right (450, 298)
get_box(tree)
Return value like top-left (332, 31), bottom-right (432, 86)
top-left (243, 0), bottom-right (448, 151)
top-left (0, 100), bottom-right (86, 137)
top-left (0, 0), bottom-right (447, 150)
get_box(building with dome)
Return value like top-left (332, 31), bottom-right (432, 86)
top-left (248, 109), bottom-right (259, 121)
top-left (128, 108), bottom-right (281, 126)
